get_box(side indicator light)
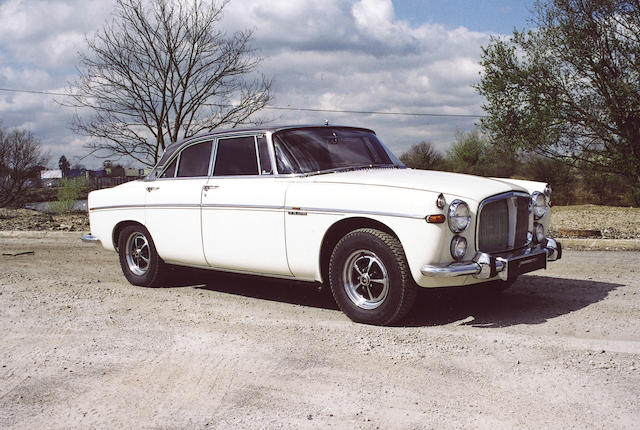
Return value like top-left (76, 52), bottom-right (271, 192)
top-left (426, 214), bottom-right (446, 224)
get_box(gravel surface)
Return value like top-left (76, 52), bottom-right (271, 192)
top-left (0, 209), bottom-right (89, 232)
top-left (1, 234), bottom-right (639, 428)
top-left (549, 205), bottom-right (640, 239)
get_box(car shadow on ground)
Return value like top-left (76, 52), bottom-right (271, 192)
top-left (161, 268), bottom-right (623, 328)
top-left (402, 275), bottom-right (624, 328)
top-left (162, 266), bottom-right (340, 311)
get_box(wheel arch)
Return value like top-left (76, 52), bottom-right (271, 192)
top-left (112, 220), bottom-right (147, 251)
top-left (318, 217), bottom-right (400, 285)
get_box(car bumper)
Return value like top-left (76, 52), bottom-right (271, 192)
top-left (81, 233), bottom-right (101, 244)
top-left (420, 238), bottom-right (561, 281)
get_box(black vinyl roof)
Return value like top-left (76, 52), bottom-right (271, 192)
top-left (160, 124), bottom-right (374, 164)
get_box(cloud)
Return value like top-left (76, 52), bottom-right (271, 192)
top-left (223, 0), bottom-right (489, 152)
top-left (0, 0), bottom-right (495, 167)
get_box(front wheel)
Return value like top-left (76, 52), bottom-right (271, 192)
top-left (118, 225), bottom-right (166, 287)
top-left (329, 228), bottom-right (416, 325)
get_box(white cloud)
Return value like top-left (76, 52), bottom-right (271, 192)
top-left (0, 0), bottom-right (496, 167)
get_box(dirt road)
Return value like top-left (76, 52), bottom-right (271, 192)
top-left (1, 233), bottom-right (639, 429)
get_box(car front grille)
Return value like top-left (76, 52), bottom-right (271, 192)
top-left (477, 192), bottom-right (532, 254)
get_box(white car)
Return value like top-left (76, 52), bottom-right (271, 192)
top-left (82, 125), bottom-right (561, 325)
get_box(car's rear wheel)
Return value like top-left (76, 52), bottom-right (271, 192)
top-left (118, 225), bottom-right (166, 287)
top-left (329, 228), bottom-right (416, 325)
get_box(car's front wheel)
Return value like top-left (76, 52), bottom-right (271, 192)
top-left (118, 225), bottom-right (166, 287)
top-left (329, 228), bottom-right (416, 325)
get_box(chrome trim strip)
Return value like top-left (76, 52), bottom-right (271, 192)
top-left (90, 202), bottom-right (425, 219)
top-left (285, 206), bottom-right (425, 219)
top-left (89, 203), bottom-right (200, 211)
top-left (202, 203), bottom-right (284, 211)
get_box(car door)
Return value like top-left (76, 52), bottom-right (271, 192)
top-left (145, 139), bottom-right (213, 266)
top-left (201, 135), bottom-right (292, 276)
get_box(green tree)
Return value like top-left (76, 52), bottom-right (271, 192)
top-left (399, 141), bottom-right (444, 170)
top-left (477, 0), bottom-right (640, 196)
top-left (443, 129), bottom-right (518, 177)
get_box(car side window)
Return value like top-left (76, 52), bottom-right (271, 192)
top-left (160, 158), bottom-right (177, 178)
top-left (214, 136), bottom-right (259, 176)
top-left (176, 141), bottom-right (212, 177)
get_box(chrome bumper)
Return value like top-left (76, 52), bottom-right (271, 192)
top-left (81, 233), bottom-right (101, 244)
top-left (421, 238), bottom-right (562, 281)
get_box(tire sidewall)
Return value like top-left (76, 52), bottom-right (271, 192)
top-left (329, 230), bottom-right (409, 325)
top-left (118, 225), bottom-right (163, 287)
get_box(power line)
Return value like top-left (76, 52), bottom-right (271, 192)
top-left (0, 86), bottom-right (484, 118)
top-left (0, 87), bottom-right (68, 97)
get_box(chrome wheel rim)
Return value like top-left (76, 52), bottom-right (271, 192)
top-left (342, 250), bottom-right (389, 310)
top-left (125, 232), bottom-right (150, 276)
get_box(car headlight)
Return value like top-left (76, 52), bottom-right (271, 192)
top-left (531, 191), bottom-right (547, 220)
top-left (448, 200), bottom-right (470, 233)
top-left (450, 235), bottom-right (467, 261)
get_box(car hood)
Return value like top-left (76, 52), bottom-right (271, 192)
top-left (306, 168), bottom-right (527, 201)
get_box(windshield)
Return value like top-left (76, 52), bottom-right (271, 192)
top-left (272, 127), bottom-right (404, 174)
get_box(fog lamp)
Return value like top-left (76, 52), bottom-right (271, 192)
top-left (534, 222), bottom-right (545, 243)
top-left (450, 236), bottom-right (467, 261)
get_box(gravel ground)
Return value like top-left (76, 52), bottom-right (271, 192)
top-left (549, 205), bottom-right (640, 239)
top-left (1, 234), bottom-right (639, 428)
top-left (0, 209), bottom-right (88, 232)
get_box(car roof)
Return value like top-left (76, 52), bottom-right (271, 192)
top-left (150, 124), bottom-right (377, 178)
top-left (161, 124), bottom-right (375, 159)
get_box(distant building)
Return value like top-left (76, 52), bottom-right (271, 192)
top-left (40, 169), bottom-right (63, 187)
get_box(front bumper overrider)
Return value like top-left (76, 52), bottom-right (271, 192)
top-left (420, 238), bottom-right (561, 281)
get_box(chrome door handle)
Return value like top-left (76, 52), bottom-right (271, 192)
top-left (203, 185), bottom-right (219, 191)
top-left (146, 187), bottom-right (159, 192)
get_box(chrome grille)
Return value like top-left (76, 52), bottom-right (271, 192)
top-left (477, 192), bottom-right (531, 254)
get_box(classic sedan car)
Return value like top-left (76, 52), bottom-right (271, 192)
top-left (82, 125), bottom-right (561, 325)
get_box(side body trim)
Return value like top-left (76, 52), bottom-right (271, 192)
top-left (89, 203), bottom-right (426, 220)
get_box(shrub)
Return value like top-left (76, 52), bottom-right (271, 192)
top-left (49, 178), bottom-right (86, 214)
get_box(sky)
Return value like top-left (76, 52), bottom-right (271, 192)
top-left (0, 0), bottom-right (535, 169)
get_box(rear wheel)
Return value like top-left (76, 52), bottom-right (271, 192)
top-left (329, 228), bottom-right (416, 325)
top-left (118, 225), bottom-right (166, 287)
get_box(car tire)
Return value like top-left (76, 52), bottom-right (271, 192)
top-left (329, 228), bottom-right (416, 326)
top-left (118, 225), bottom-right (166, 287)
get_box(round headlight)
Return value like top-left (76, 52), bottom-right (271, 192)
top-left (450, 235), bottom-right (467, 261)
top-left (531, 191), bottom-right (547, 220)
top-left (534, 222), bottom-right (545, 243)
top-left (448, 200), bottom-right (471, 233)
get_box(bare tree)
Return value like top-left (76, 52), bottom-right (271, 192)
top-left (67, 0), bottom-right (272, 167)
top-left (0, 126), bottom-right (49, 207)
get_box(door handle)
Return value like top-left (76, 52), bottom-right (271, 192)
top-left (203, 185), bottom-right (219, 191)
top-left (146, 187), bottom-right (159, 192)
